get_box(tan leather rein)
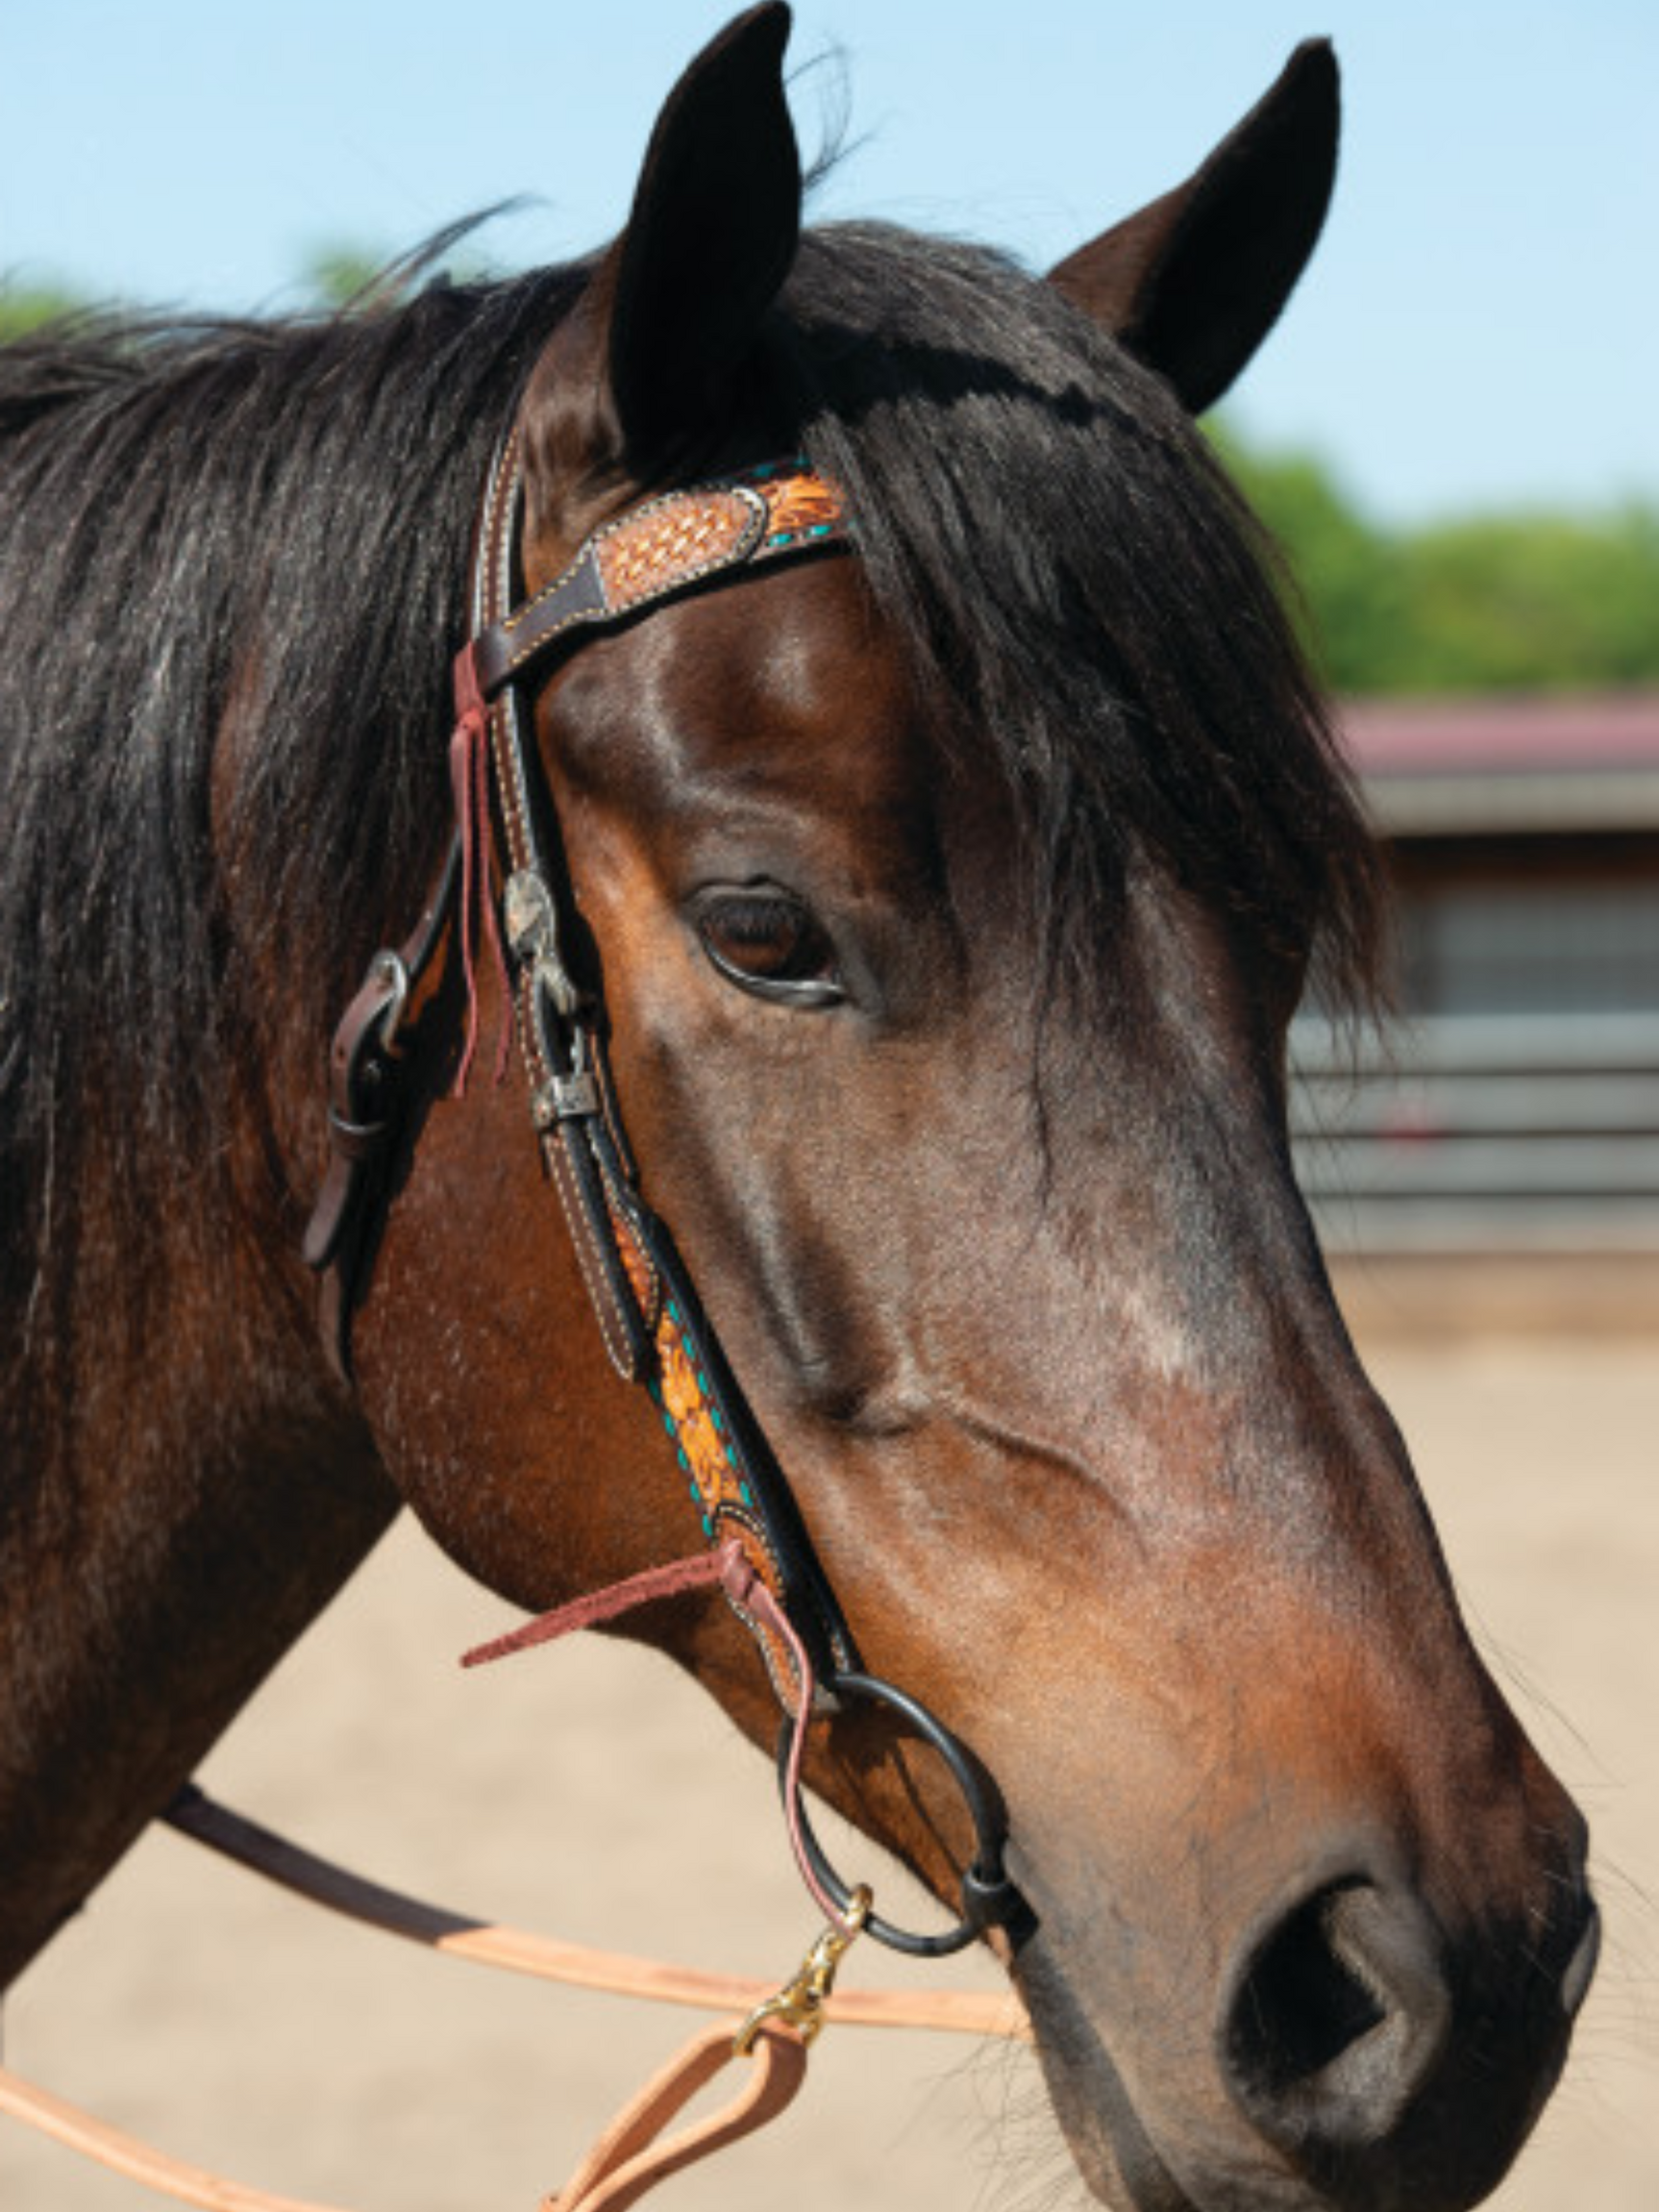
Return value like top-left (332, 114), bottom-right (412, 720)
top-left (0, 1783), bottom-right (1026, 2212)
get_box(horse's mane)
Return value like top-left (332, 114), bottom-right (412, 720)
top-left (0, 222), bottom-right (1383, 1346)
top-left (0, 267), bottom-right (582, 1338)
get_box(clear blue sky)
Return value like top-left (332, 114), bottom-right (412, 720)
top-left (3, 1), bottom-right (1653, 525)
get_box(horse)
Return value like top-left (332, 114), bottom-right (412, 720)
top-left (0, 8), bottom-right (1598, 2208)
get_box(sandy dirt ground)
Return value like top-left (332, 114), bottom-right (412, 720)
top-left (2, 1327), bottom-right (1654, 2212)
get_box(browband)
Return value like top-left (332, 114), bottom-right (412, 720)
top-left (469, 459), bottom-right (848, 701)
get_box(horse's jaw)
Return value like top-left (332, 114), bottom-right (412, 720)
top-left (1016, 1938), bottom-right (1207, 2212)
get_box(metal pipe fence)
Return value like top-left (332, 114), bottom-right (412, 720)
top-left (1291, 1011), bottom-right (1659, 1252)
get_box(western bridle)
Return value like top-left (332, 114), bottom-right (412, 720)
top-left (0, 432), bottom-right (1035, 2212)
top-left (303, 430), bottom-right (1031, 1963)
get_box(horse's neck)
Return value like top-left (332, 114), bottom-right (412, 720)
top-left (0, 1225), bottom-right (397, 1990)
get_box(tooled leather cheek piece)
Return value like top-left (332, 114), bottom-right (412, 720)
top-left (307, 444), bottom-right (1028, 1956)
top-left (454, 450), bottom-right (862, 1710)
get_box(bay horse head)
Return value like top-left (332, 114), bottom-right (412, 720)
top-left (341, 12), bottom-right (1596, 2203)
top-left (0, 8), bottom-right (1596, 2209)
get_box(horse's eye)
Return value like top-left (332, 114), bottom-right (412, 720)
top-left (697, 891), bottom-right (845, 1007)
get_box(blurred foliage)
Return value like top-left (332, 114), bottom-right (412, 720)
top-left (1212, 420), bottom-right (1659, 697)
top-left (3, 276), bottom-right (1653, 699)
top-left (0, 283), bottom-right (88, 343)
top-left (302, 246), bottom-right (390, 308)
top-left (0, 252), bottom-right (388, 333)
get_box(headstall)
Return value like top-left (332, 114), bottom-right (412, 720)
top-left (304, 433), bottom-right (1029, 1961)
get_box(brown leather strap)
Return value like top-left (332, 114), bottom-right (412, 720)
top-left (546, 2023), bottom-right (806, 2212)
top-left (0, 2064), bottom-right (355, 2212)
top-left (0, 2029), bottom-right (805, 2212)
top-left (161, 1784), bottom-right (1028, 2040)
top-left (0, 1776), bottom-right (1024, 2212)
top-left (465, 444), bottom-right (666, 1388)
top-left (470, 463), bottom-right (848, 703)
top-left (459, 1546), bottom-right (734, 1666)
top-left (302, 836), bottom-right (463, 1375)
top-left (0, 1790), bottom-right (1023, 2212)
top-left (458, 444), bottom-right (868, 1691)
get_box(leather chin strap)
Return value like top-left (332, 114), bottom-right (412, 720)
top-left (304, 436), bottom-right (1030, 1957)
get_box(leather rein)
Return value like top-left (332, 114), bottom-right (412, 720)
top-left (303, 435), bottom-right (1029, 1962)
top-left (0, 1781), bottom-right (1026, 2212)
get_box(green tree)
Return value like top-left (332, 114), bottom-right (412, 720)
top-left (0, 284), bottom-right (87, 343)
top-left (302, 246), bottom-right (391, 309)
top-left (1390, 507), bottom-right (1659, 693)
top-left (1212, 418), bottom-right (1659, 696)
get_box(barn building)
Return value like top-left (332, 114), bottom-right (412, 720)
top-left (1292, 695), bottom-right (1659, 1299)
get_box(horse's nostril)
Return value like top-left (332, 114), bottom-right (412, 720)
top-left (1221, 1876), bottom-right (1451, 2152)
top-left (1229, 1884), bottom-right (1384, 2083)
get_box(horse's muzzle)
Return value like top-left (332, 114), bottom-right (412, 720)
top-left (1020, 1824), bottom-right (1598, 2212)
top-left (1212, 1849), bottom-right (1598, 2209)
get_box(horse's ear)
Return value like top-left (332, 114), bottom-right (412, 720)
top-left (1049, 41), bottom-right (1338, 415)
top-left (605, 2), bottom-right (801, 460)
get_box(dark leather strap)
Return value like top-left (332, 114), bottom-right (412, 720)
top-left (470, 461), bottom-right (847, 702)
top-left (466, 438), bottom-right (665, 1391)
top-left (458, 443), bottom-right (858, 1688)
top-left (305, 838), bottom-right (462, 1376)
top-left (304, 447), bottom-right (858, 1675)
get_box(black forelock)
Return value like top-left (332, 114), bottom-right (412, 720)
top-left (775, 223), bottom-right (1383, 1025)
